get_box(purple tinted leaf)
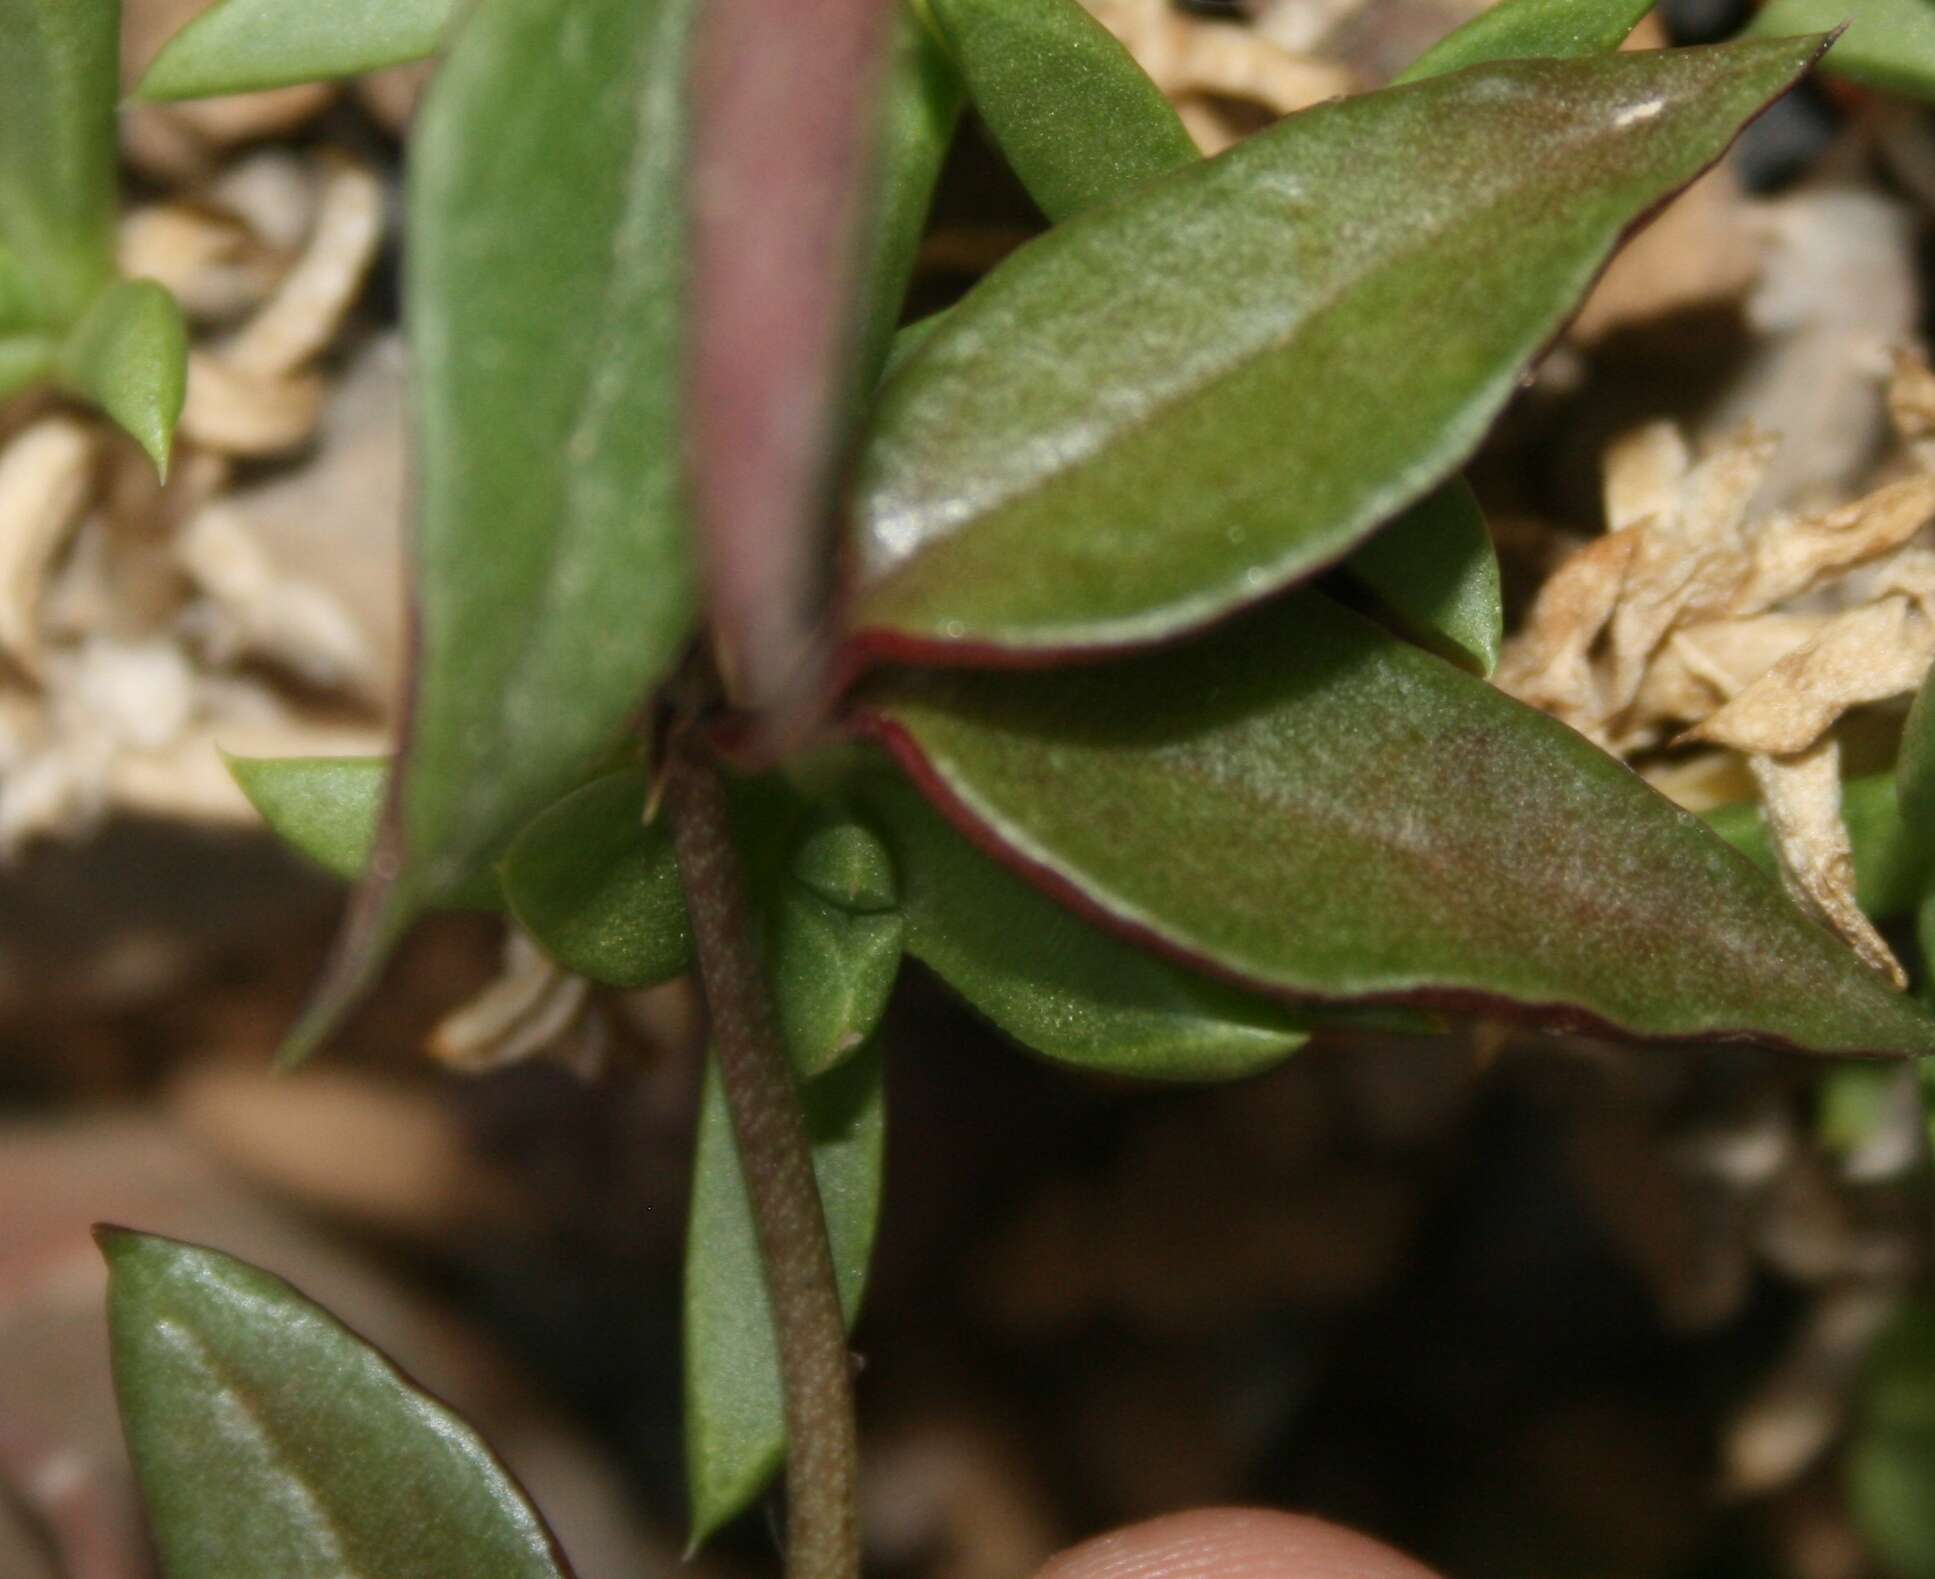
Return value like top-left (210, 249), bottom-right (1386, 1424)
top-left (686, 0), bottom-right (901, 731)
top-left (842, 40), bottom-right (1827, 666)
top-left (854, 590), bottom-right (1935, 1056)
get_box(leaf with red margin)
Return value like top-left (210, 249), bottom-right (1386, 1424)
top-left (686, 0), bottom-right (901, 727)
top-left (852, 590), bottom-right (1935, 1055)
top-left (99, 1228), bottom-right (576, 1579)
top-left (841, 38), bottom-right (1828, 667)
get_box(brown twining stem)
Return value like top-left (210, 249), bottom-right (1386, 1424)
top-left (665, 727), bottom-right (861, 1579)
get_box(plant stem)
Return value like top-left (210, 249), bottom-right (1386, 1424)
top-left (665, 732), bottom-right (862, 1579)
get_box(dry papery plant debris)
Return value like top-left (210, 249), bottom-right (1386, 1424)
top-left (0, 5), bottom-right (416, 858)
top-left (1499, 356), bottom-right (1935, 989)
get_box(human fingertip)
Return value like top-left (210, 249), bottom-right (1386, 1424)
top-left (1035, 1507), bottom-right (1444, 1579)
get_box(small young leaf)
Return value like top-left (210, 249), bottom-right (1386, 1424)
top-left (227, 754), bottom-right (499, 909)
top-left (684, 1045), bottom-right (885, 1547)
top-left (1396, 0), bottom-right (1656, 85)
top-left (499, 770), bottom-right (904, 1053)
top-left (925, 0), bottom-right (1197, 221)
top-left (771, 893), bottom-right (905, 1078)
top-left (136, 0), bottom-right (454, 102)
top-left (1342, 480), bottom-right (1503, 676)
top-left (685, 0), bottom-right (900, 725)
top-left (294, 0), bottom-right (704, 1058)
top-left (792, 817), bottom-right (901, 912)
top-left (766, 810), bottom-right (905, 1076)
top-left (99, 1228), bottom-right (575, 1579)
top-left (845, 40), bottom-right (1826, 664)
top-left (1749, 0), bottom-right (1935, 100)
top-left (499, 769), bottom-right (691, 988)
top-left (1706, 771), bottom-right (1931, 922)
top-left (855, 590), bottom-right (1935, 1056)
top-left (0, 0), bottom-right (117, 325)
top-left (56, 279), bottom-right (187, 478)
top-left (852, 769), bottom-right (1306, 1079)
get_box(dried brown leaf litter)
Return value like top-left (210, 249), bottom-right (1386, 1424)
top-left (0, 127), bottom-right (394, 851)
top-left (1499, 354), bottom-right (1935, 986)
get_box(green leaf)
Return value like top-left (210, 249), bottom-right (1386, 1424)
top-left (1703, 771), bottom-right (1931, 922)
top-left (227, 754), bottom-right (499, 910)
top-left (1373, 0), bottom-right (1658, 664)
top-left (56, 279), bottom-right (188, 478)
top-left (1849, 1302), bottom-right (1935, 1577)
top-left (770, 813), bottom-right (905, 1077)
top-left (498, 771), bottom-right (904, 1062)
top-left (136, 0), bottom-right (453, 101)
top-left (398, 0), bottom-right (697, 904)
top-left (0, 0), bottom-right (117, 326)
top-left (926, 0), bottom-right (1196, 222)
top-left (0, 245), bottom-right (41, 330)
top-left (1900, 666), bottom-right (1935, 852)
top-left (292, 0), bottom-right (703, 1058)
top-left (855, 590), bottom-right (1935, 1055)
top-left (1396, 0), bottom-right (1655, 85)
top-left (0, 335), bottom-right (56, 401)
top-left (915, 0), bottom-right (1502, 670)
top-left (854, 4), bottom-right (964, 387)
top-left (1749, 0), bottom-right (1935, 100)
top-left (684, 1045), bottom-right (884, 1547)
top-left (852, 769), bottom-right (1306, 1079)
top-left (99, 1228), bottom-right (574, 1579)
top-left (1342, 479), bottom-right (1502, 675)
top-left (846, 39), bottom-right (1825, 662)
top-left (499, 769), bottom-right (690, 989)
top-left (792, 817), bottom-right (902, 912)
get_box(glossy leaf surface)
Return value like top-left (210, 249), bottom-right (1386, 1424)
top-left (846, 40), bottom-right (1824, 662)
top-left (101, 1229), bottom-right (573, 1579)
top-left (1342, 480), bottom-right (1502, 675)
top-left (1706, 771), bottom-right (1930, 922)
top-left (916, 1), bottom-right (1500, 668)
top-left (926, 0), bottom-right (1196, 220)
top-left (1396, 0), bottom-right (1655, 84)
top-left (396, 0), bottom-right (697, 905)
top-left (296, 0), bottom-right (703, 1055)
top-left (136, 0), bottom-right (453, 101)
top-left (852, 769), bottom-right (1306, 1078)
top-left (57, 279), bottom-right (187, 477)
top-left (684, 1045), bottom-right (884, 1545)
top-left (500, 769), bottom-right (690, 988)
top-left (686, 0), bottom-right (898, 723)
top-left (227, 755), bottom-right (498, 909)
top-left (0, 0), bottom-right (116, 325)
top-left (1749, 0), bottom-right (1935, 99)
top-left (857, 591), bottom-right (1935, 1054)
